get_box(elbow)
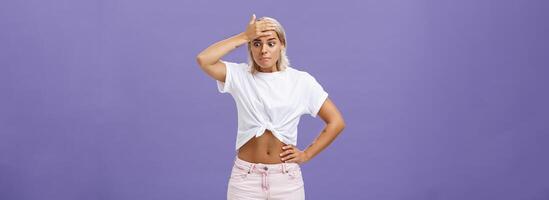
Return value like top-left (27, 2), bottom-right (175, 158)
top-left (324, 115), bottom-right (346, 133)
top-left (337, 115), bottom-right (346, 133)
top-left (328, 118), bottom-right (345, 133)
top-left (196, 54), bottom-right (206, 67)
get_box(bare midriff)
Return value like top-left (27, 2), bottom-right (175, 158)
top-left (237, 130), bottom-right (286, 164)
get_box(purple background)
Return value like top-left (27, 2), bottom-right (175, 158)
top-left (1, 0), bottom-right (548, 199)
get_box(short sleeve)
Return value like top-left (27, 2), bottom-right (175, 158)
top-left (216, 60), bottom-right (244, 94)
top-left (303, 72), bottom-right (329, 117)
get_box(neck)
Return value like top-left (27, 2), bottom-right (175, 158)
top-left (258, 65), bottom-right (278, 73)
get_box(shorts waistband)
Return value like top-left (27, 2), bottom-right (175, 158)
top-left (234, 156), bottom-right (300, 174)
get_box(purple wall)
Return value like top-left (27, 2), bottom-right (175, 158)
top-left (1, 0), bottom-right (548, 199)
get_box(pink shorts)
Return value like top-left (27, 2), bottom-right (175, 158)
top-left (227, 156), bottom-right (305, 200)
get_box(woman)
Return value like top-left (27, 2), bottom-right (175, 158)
top-left (196, 14), bottom-right (345, 200)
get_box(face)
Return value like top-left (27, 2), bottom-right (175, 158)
top-left (251, 30), bottom-right (284, 72)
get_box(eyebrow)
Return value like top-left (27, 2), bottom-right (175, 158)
top-left (253, 38), bottom-right (277, 42)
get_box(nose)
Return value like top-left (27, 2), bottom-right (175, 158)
top-left (261, 44), bottom-right (269, 54)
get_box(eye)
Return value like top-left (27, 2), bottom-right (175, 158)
top-left (253, 42), bottom-right (261, 47)
top-left (268, 42), bottom-right (276, 47)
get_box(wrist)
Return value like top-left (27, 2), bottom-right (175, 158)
top-left (236, 32), bottom-right (250, 42)
top-left (303, 149), bottom-right (313, 162)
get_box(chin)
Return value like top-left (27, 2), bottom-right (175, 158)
top-left (256, 63), bottom-right (271, 69)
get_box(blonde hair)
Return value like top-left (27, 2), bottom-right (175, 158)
top-left (247, 17), bottom-right (290, 74)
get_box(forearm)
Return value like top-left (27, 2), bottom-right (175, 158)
top-left (303, 120), bottom-right (345, 161)
top-left (196, 32), bottom-right (249, 66)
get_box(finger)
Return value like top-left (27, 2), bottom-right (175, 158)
top-left (279, 150), bottom-right (293, 157)
top-left (263, 22), bottom-right (277, 27)
top-left (285, 157), bottom-right (299, 163)
top-left (259, 25), bottom-right (276, 31)
top-left (260, 28), bottom-right (276, 34)
top-left (255, 20), bottom-right (267, 27)
top-left (257, 32), bottom-right (273, 38)
top-left (264, 25), bottom-right (278, 30)
top-left (249, 14), bottom-right (256, 24)
top-left (256, 23), bottom-right (265, 30)
top-left (281, 153), bottom-right (296, 161)
top-left (258, 21), bottom-right (276, 27)
top-left (259, 22), bottom-right (276, 29)
top-left (282, 145), bottom-right (293, 150)
top-left (255, 21), bottom-right (268, 30)
top-left (254, 29), bottom-right (266, 37)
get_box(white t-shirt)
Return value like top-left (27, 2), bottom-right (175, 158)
top-left (216, 60), bottom-right (329, 151)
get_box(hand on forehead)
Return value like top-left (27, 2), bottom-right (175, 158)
top-left (257, 19), bottom-right (278, 27)
top-left (253, 31), bottom-right (279, 41)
